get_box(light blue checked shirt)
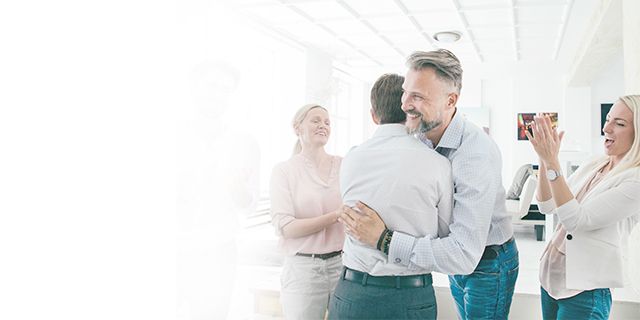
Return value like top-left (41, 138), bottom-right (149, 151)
top-left (389, 110), bottom-right (514, 275)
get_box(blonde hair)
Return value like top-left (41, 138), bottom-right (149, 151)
top-left (290, 104), bottom-right (328, 157)
top-left (600, 94), bottom-right (640, 178)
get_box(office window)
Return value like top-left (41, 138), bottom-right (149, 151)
top-left (326, 68), bottom-right (365, 157)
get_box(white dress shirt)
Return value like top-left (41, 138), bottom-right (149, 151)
top-left (340, 124), bottom-right (453, 276)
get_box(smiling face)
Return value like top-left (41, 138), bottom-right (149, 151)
top-left (294, 107), bottom-right (331, 148)
top-left (401, 67), bottom-right (456, 139)
top-left (603, 100), bottom-right (635, 164)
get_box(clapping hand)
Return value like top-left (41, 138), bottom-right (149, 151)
top-left (525, 114), bottom-right (564, 164)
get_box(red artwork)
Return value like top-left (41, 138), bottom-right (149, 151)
top-left (517, 113), bottom-right (558, 141)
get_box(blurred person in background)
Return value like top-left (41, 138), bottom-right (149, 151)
top-left (177, 60), bottom-right (260, 319)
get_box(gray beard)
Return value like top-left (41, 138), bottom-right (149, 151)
top-left (406, 117), bottom-right (442, 135)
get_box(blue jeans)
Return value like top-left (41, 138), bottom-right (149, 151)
top-left (449, 238), bottom-right (519, 319)
top-left (541, 286), bottom-right (611, 319)
top-left (327, 268), bottom-right (436, 320)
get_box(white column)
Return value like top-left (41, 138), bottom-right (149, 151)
top-left (628, 224), bottom-right (640, 295)
top-left (623, 0), bottom-right (640, 94)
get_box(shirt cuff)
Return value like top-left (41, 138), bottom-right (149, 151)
top-left (388, 231), bottom-right (414, 266)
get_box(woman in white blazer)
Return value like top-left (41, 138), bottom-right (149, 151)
top-left (526, 94), bottom-right (640, 319)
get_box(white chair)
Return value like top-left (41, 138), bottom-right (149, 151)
top-left (506, 175), bottom-right (545, 240)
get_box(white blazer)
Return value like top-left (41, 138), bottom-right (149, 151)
top-left (539, 154), bottom-right (640, 290)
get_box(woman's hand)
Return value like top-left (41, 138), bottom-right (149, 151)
top-left (525, 114), bottom-right (565, 165)
top-left (336, 201), bottom-right (386, 247)
top-left (526, 114), bottom-right (576, 208)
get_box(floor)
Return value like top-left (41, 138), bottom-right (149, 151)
top-left (218, 222), bottom-right (640, 320)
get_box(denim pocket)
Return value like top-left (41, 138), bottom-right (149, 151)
top-left (593, 288), bottom-right (612, 319)
top-left (474, 256), bottom-right (501, 275)
top-left (464, 266), bottom-right (500, 318)
top-left (501, 254), bottom-right (519, 316)
top-left (503, 264), bottom-right (519, 315)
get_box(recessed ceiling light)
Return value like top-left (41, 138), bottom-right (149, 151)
top-left (433, 31), bottom-right (461, 43)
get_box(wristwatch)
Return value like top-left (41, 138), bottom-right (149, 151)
top-left (546, 169), bottom-right (563, 181)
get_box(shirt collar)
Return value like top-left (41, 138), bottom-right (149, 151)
top-left (418, 108), bottom-right (463, 151)
top-left (372, 123), bottom-right (409, 138)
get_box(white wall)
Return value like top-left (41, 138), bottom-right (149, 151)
top-left (590, 47), bottom-right (626, 154)
top-left (268, 44), bottom-right (308, 166)
top-left (563, 87), bottom-right (592, 155)
top-left (455, 52), bottom-right (628, 187)
top-left (305, 48), bottom-right (334, 105)
top-left (462, 61), bottom-right (567, 186)
top-left (480, 77), bottom-right (514, 187)
top-left (511, 75), bottom-right (565, 178)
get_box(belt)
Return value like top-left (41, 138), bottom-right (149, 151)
top-left (295, 250), bottom-right (342, 260)
top-left (481, 236), bottom-right (515, 260)
top-left (343, 267), bottom-right (432, 289)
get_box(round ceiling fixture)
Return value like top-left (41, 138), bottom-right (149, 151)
top-left (433, 31), bottom-right (461, 43)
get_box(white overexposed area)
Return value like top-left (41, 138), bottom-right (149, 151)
top-left (180, 0), bottom-right (640, 319)
top-left (2, 0), bottom-right (639, 319)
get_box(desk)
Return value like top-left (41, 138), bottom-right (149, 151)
top-left (520, 204), bottom-right (546, 241)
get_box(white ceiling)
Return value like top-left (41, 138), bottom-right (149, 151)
top-left (219, 0), bottom-right (590, 72)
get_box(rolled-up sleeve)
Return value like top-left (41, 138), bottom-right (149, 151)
top-left (269, 163), bottom-right (295, 237)
top-left (537, 198), bottom-right (557, 215)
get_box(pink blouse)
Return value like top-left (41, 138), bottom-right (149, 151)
top-left (269, 154), bottom-right (345, 256)
top-left (540, 166), bottom-right (607, 299)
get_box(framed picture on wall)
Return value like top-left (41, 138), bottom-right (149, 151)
top-left (517, 112), bottom-right (558, 141)
top-left (601, 103), bottom-right (613, 136)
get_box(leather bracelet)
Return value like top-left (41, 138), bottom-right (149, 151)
top-left (377, 228), bottom-right (389, 251)
top-left (382, 230), bottom-right (394, 255)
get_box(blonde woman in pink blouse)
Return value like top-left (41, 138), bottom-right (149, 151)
top-left (526, 95), bottom-right (640, 319)
top-left (269, 104), bottom-right (345, 320)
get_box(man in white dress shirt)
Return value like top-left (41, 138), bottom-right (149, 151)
top-left (327, 73), bottom-right (453, 320)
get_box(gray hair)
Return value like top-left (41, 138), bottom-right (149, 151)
top-left (406, 49), bottom-right (463, 94)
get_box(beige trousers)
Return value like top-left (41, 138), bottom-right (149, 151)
top-left (280, 254), bottom-right (343, 320)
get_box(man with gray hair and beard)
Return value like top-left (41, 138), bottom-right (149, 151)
top-left (339, 49), bottom-right (518, 319)
top-left (329, 73), bottom-right (453, 320)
